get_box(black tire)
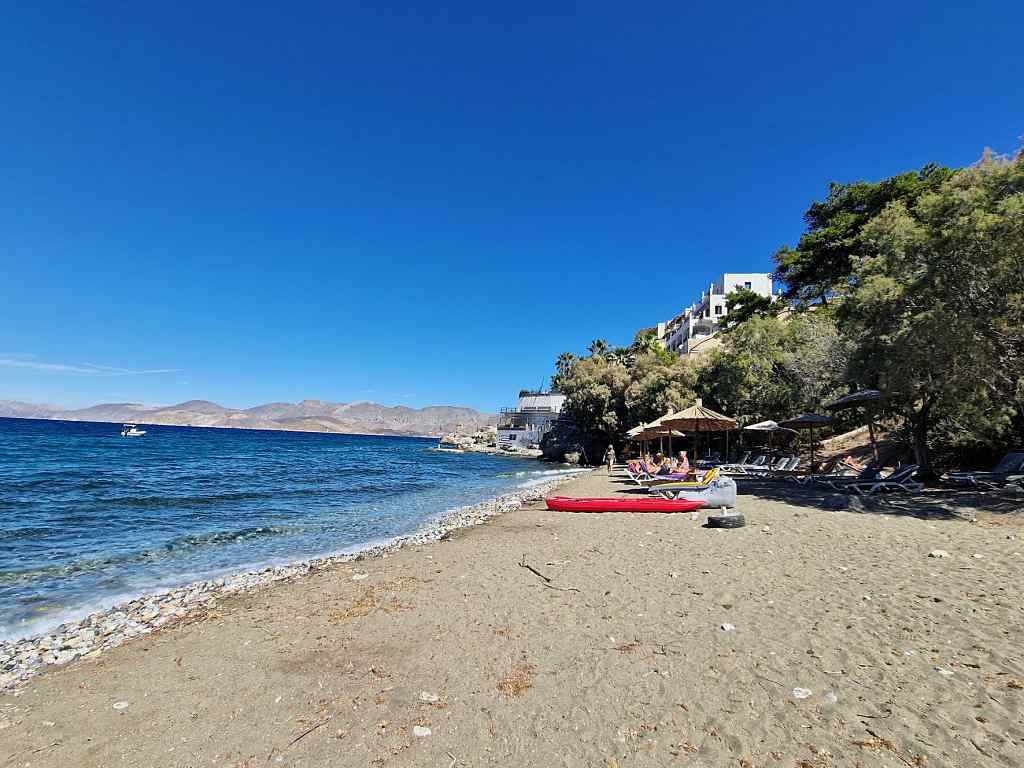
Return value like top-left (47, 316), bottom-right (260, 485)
top-left (706, 513), bottom-right (746, 529)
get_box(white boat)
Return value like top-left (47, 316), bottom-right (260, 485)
top-left (120, 423), bottom-right (146, 437)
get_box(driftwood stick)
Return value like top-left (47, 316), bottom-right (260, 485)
top-left (857, 709), bottom-right (893, 719)
top-left (519, 554), bottom-right (551, 583)
top-left (541, 582), bottom-right (580, 593)
top-left (287, 715), bottom-right (332, 748)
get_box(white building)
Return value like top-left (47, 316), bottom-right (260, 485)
top-left (658, 273), bottom-right (774, 356)
top-left (496, 391), bottom-right (567, 450)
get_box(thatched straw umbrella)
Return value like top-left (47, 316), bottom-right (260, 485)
top-left (661, 399), bottom-right (738, 461)
top-left (641, 413), bottom-right (686, 456)
top-left (625, 425), bottom-right (644, 458)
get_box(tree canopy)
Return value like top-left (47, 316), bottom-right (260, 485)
top-left (840, 150), bottom-right (1024, 475)
top-left (547, 144), bottom-right (1022, 471)
top-left (773, 164), bottom-right (953, 306)
top-left (697, 312), bottom-right (849, 425)
top-left (722, 287), bottom-right (773, 330)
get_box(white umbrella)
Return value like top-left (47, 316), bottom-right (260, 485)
top-left (743, 420), bottom-right (797, 453)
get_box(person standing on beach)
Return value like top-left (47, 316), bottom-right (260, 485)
top-left (604, 444), bottom-right (616, 473)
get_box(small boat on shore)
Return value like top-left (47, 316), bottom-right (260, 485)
top-left (545, 496), bottom-right (705, 513)
top-left (120, 424), bottom-right (146, 437)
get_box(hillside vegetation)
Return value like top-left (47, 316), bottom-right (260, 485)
top-left (548, 147), bottom-right (1024, 476)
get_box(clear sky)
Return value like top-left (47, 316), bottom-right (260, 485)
top-left (2, 2), bottom-right (1021, 412)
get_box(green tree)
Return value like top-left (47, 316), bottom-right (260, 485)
top-left (841, 149), bottom-right (1024, 478)
top-left (631, 328), bottom-right (675, 363)
top-left (552, 352), bottom-right (577, 390)
top-left (722, 288), bottom-right (773, 329)
top-left (774, 164), bottom-right (953, 306)
top-left (555, 355), bottom-right (631, 460)
top-left (696, 316), bottom-right (803, 423)
top-left (587, 338), bottom-right (611, 358)
top-left (696, 312), bottom-right (851, 424)
top-left (606, 346), bottom-right (633, 367)
top-left (625, 352), bottom-right (698, 426)
top-left (782, 310), bottom-right (853, 408)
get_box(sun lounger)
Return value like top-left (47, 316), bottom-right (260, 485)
top-left (781, 458), bottom-right (836, 484)
top-left (718, 454), bottom-right (769, 475)
top-left (746, 456), bottom-right (800, 478)
top-left (841, 464), bottom-right (923, 495)
top-left (637, 472), bottom-right (692, 487)
top-left (942, 452), bottom-right (1024, 489)
top-left (730, 455), bottom-right (790, 477)
top-left (818, 464), bottom-right (883, 489)
top-left (648, 468), bottom-right (721, 495)
top-left (625, 461), bottom-right (650, 484)
top-left (626, 460), bottom-right (664, 485)
top-left (650, 470), bottom-right (736, 507)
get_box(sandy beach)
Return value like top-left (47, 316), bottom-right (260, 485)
top-left (2, 470), bottom-right (1023, 767)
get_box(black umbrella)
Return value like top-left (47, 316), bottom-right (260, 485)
top-left (825, 390), bottom-right (881, 409)
top-left (779, 413), bottom-right (832, 465)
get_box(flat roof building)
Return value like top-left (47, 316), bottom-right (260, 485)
top-left (496, 391), bottom-right (566, 450)
top-left (657, 273), bottom-right (774, 356)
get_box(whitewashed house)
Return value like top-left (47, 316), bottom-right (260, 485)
top-left (496, 391), bottom-right (566, 450)
top-left (658, 273), bottom-right (775, 356)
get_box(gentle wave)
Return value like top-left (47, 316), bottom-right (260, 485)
top-left (0, 526), bottom-right (298, 584)
top-left (0, 419), bottom-right (555, 640)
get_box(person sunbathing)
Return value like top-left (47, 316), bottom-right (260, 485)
top-left (652, 453), bottom-right (675, 475)
top-left (674, 451), bottom-right (693, 478)
top-left (841, 455), bottom-right (866, 471)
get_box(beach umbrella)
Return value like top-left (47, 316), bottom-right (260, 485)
top-left (825, 390), bottom-right (882, 462)
top-left (779, 413), bottom-right (832, 464)
top-left (641, 413), bottom-right (683, 455)
top-left (658, 429), bottom-right (685, 456)
top-left (628, 423), bottom-right (662, 456)
top-left (743, 420), bottom-right (797, 454)
top-left (825, 390), bottom-right (881, 409)
top-left (625, 425), bottom-right (645, 458)
top-left (662, 399), bottom-right (737, 460)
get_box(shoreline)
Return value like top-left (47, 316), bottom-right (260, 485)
top-left (0, 470), bottom-right (1020, 766)
top-left (0, 470), bottom-right (590, 692)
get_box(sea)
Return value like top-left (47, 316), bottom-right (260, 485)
top-left (0, 418), bottom-right (577, 641)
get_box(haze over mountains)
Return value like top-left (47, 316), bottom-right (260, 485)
top-left (0, 399), bottom-right (496, 437)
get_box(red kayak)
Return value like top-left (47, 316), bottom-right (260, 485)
top-left (545, 496), bottom-right (706, 513)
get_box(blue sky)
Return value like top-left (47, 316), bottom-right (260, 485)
top-left (2, 2), bottom-right (1021, 412)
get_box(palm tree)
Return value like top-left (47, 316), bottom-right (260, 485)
top-left (607, 346), bottom-right (632, 367)
top-left (587, 339), bottom-right (610, 359)
top-left (554, 352), bottom-right (577, 381)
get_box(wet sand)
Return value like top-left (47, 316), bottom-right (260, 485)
top-left (1, 470), bottom-right (1022, 767)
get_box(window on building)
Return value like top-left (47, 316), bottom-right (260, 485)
top-left (714, 305), bottom-right (723, 315)
top-left (744, 281), bottom-right (752, 289)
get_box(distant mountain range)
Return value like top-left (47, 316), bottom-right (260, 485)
top-left (0, 399), bottom-right (496, 437)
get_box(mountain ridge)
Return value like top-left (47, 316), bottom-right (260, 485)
top-left (0, 399), bottom-right (495, 437)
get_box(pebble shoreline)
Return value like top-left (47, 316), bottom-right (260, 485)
top-left (0, 473), bottom-right (584, 693)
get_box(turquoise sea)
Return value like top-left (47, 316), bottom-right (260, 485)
top-left (0, 418), bottom-right (570, 640)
